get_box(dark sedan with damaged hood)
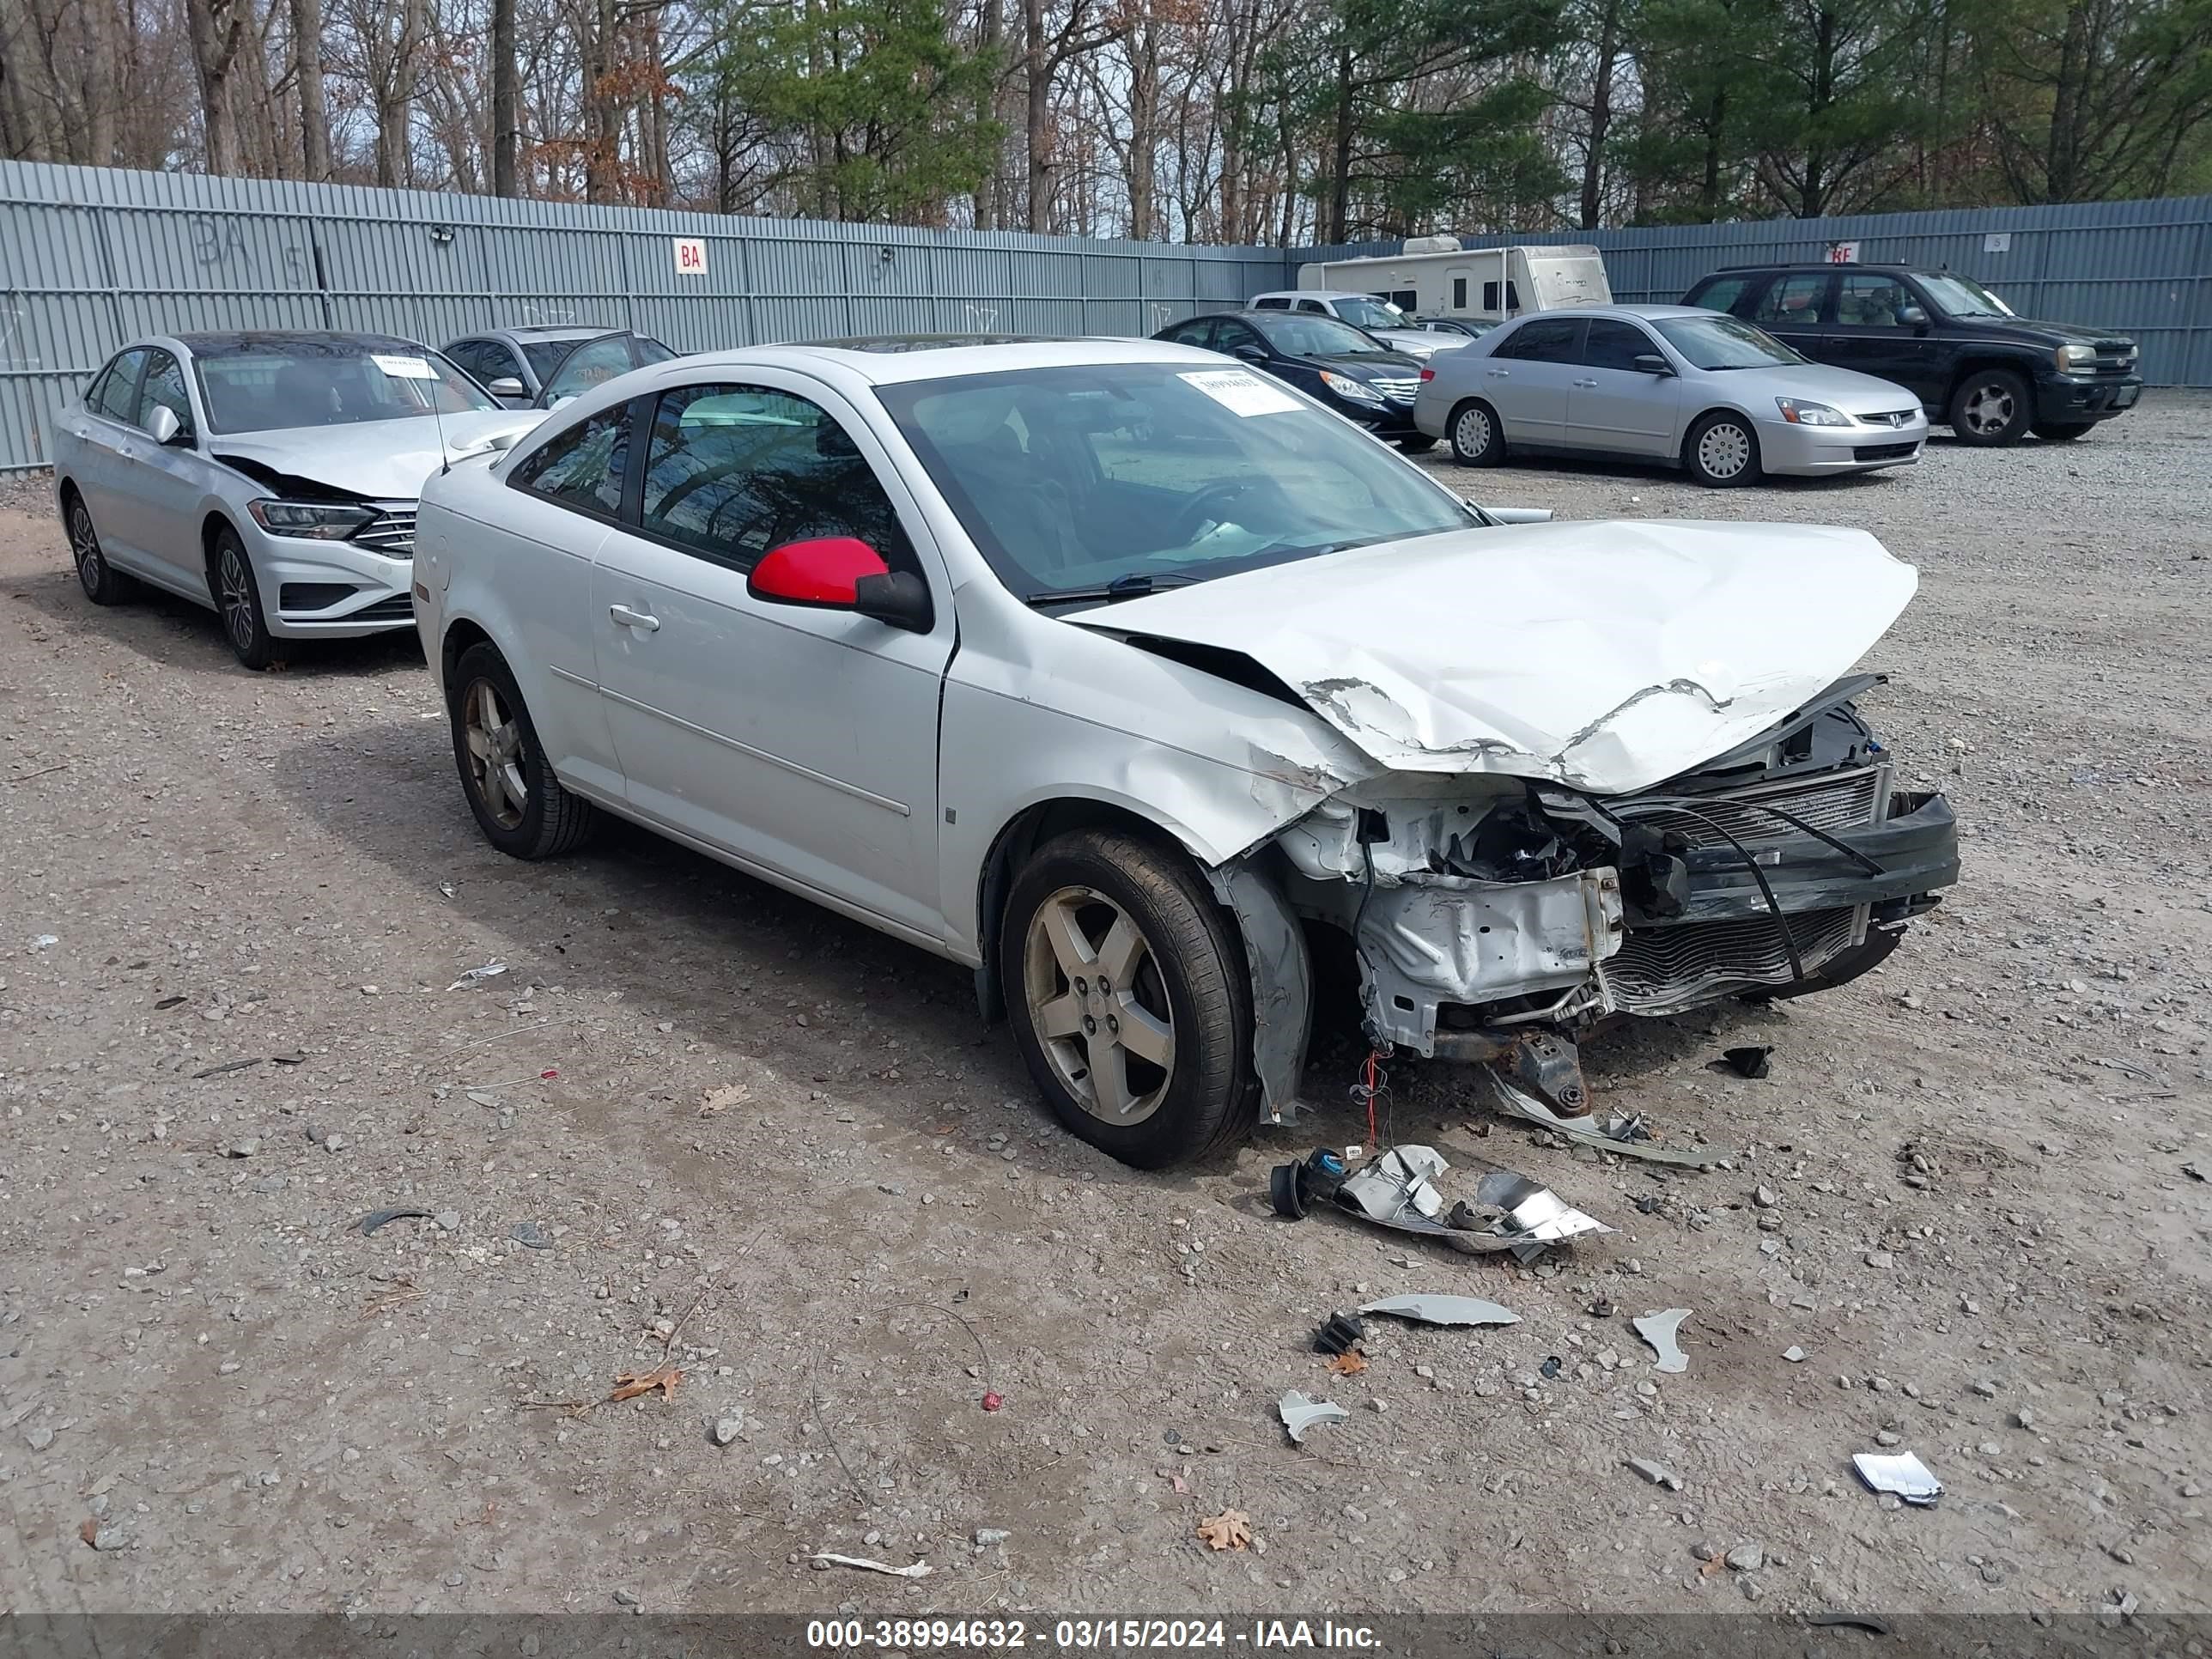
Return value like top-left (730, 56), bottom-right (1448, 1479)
top-left (411, 334), bottom-right (1959, 1169)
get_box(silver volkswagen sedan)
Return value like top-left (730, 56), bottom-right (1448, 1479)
top-left (415, 335), bottom-right (1959, 1171)
top-left (1413, 304), bottom-right (1929, 486)
top-left (53, 332), bottom-right (542, 667)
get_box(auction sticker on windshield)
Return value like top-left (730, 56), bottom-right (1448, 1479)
top-left (1180, 369), bottom-right (1299, 416)
top-left (372, 354), bottom-right (440, 380)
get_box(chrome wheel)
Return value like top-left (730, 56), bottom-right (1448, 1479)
top-left (1021, 884), bottom-right (1176, 1125)
top-left (1454, 405), bottom-right (1492, 457)
top-left (69, 501), bottom-right (104, 595)
top-left (1961, 381), bottom-right (2016, 438)
top-left (1697, 420), bottom-right (1752, 480)
top-left (218, 543), bottom-right (258, 653)
top-left (463, 679), bottom-right (529, 830)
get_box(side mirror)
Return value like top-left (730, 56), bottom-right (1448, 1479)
top-left (144, 404), bottom-right (184, 446)
top-left (1899, 306), bottom-right (1929, 331)
top-left (750, 537), bottom-right (931, 631)
top-left (1632, 353), bottom-right (1674, 376)
top-left (854, 570), bottom-right (934, 633)
top-left (1231, 343), bottom-right (1268, 364)
top-left (488, 376), bottom-right (526, 398)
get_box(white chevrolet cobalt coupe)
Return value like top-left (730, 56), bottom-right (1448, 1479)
top-left (414, 337), bottom-right (1958, 1168)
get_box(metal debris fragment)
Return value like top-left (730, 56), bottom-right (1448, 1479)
top-left (1359, 1294), bottom-right (1519, 1328)
top-left (1624, 1456), bottom-right (1683, 1491)
top-left (1277, 1390), bottom-right (1349, 1444)
top-left (1783, 1346), bottom-right (1807, 1363)
top-left (1632, 1308), bottom-right (1692, 1373)
top-left (193, 1057), bottom-right (264, 1079)
top-left (1472, 1170), bottom-right (1615, 1261)
top-left (811, 1553), bottom-right (932, 1579)
top-left (1851, 1450), bottom-right (1942, 1505)
top-left (356, 1206), bottom-right (435, 1236)
top-left (1270, 1145), bottom-right (1614, 1259)
top-left (447, 961), bottom-right (509, 990)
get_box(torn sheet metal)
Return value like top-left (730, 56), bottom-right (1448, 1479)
top-left (1339, 1146), bottom-right (1451, 1224)
top-left (1474, 1060), bottom-right (1720, 1168)
top-left (1632, 1308), bottom-right (1692, 1373)
top-left (1474, 1170), bottom-right (1616, 1262)
top-left (1269, 1145), bottom-right (1613, 1261)
top-left (1851, 1450), bottom-right (1942, 1506)
top-left (1359, 1294), bottom-right (1519, 1328)
top-left (1078, 519), bottom-right (1918, 793)
top-left (1211, 860), bottom-right (1313, 1123)
top-left (811, 1553), bottom-right (934, 1578)
top-left (1278, 1390), bottom-right (1349, 1444)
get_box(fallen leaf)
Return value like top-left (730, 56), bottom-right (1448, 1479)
top-left (1699, 1553), bottom-right (1728, 1579)
top-left (1326, 1350), bottom-right (1369, 1376)
top-left (78, 1518), bottom-right (100, 1547)
top-left (699, 1084), bottom-right (749, 1118)
top-left (1195, 1509), bottom-right (1251, 1552)
top-left (1158, 1466), bottom-right (1190, 1495)
top-left (608, 1365), bottom-right (683, 1401)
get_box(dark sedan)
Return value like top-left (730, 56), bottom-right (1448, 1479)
top-left (1151, 311), bottom-right (1431, 449)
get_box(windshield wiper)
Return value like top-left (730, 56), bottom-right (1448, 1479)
top-left (1027, 571), bottom-right (1206, 607)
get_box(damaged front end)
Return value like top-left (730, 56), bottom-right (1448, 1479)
top-left (1238, 677), bottom-right (1960, 1131)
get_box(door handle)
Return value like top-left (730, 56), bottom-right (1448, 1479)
top-left (1486, 368), bottom-right (1508, 379)
top-left (608, 604), bottom-right (660, 632)
top-left (1572, 379), bottom-right (1598, 389)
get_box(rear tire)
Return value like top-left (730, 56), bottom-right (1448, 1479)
top-left (1685, 411), bottom-right (1762, 487)
top-left (1395, 434), bottom-right (1436, 454)
top-left (210, 525), bottom-right (279, 669)
top-left (64, 489), bottom-right (139, 605)
top-left (1948, 368), bottom-right (2032, 446)
top-left (2032, 420), bottom-right (2094, 441)
top-left (1000, 828), bottom-right (1255, 1169)
top-left (1447, 399), bottom-right (1506, 466)
top-left (447, 641), bottom-right (599, 860)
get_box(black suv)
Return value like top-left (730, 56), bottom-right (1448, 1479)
top-left (1152, 310), bottom-right (1429, 448)
top-left (1679, 263), bottom-right (2142, 446)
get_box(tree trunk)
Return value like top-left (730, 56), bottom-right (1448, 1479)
top-left (1024, 0), bottom-right (1050, 231)
top-left (82, 0), bottom-right (118, 164)
top-left (1698, 83), bottom-right (1725, 219)
top-left (185, 0), bottom-right (246, 173)
top-left (374, 0), bottom-right (424, 186)
top-left (489, 0), bottom-right (515, 192)
top-left (1328, 40), bottom-right (1352, 244)
top-left (2045, 0), bottom-right (2089, 199)
top-left (974, 0), bottom-right (1000, 228)
top-left (291, 0), bottom-right (329, 179)
top-left (1578, 0), bottom-right (1620, 228)
top-left (1126, 17), bottom-right (1157, 239)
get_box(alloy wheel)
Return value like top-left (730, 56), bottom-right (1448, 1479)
top-left (218, 544), bottom-right (258, 653)
top-left (463, 678), bottom-right (529, 830)
top-left (69, 503), bottom-right (103, 595)
top-left (1962, 381), bottom-right (2016, 437)
top-left (1698, 421), bottom-right (1751, 480)
top-left (1021, 884), bottom-right (1176, 1125)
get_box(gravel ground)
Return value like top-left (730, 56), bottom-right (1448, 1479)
top-left (1, 398), bottom-right (2208, 1622)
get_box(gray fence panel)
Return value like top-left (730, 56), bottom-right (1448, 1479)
top-left (3, 157), bottom-right (2205, 471)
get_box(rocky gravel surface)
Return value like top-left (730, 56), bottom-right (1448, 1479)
top-left (0, 397), bottom-right (2207, 1621)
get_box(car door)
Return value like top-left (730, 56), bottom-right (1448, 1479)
top-left (1823, 274), bottom-right (1944, 408)
top-left (1748, 272), bottom-right (1833, 363)
top-left (103, 347), bottom-right (215, 586)
top-left (1479, 316), bottom-right (1583, 444)
top-left (590, 377), bottom-right (956, 939)
top-left (1567, 318), bottom-right (1681, 456)
top-left (70, 348), bottom-right (151, 567)
top-left (1213, 317), bottom-right (1291, 384)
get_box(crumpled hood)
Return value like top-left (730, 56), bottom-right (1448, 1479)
top-left (213, 410), bottom-right (543, 499)
top-left (1076, 519), bottom-right (1919, 796)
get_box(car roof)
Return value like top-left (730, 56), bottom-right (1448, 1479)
top-left (1250, 289), bottom-right (1377, 301)
top-left (1495, 304), bottom-right (1713, 324)
top-left (170, 330), bottom-right (429, 353)
top-left (657, 335), bottom-right (1223, 387)
top-left (489, 325), bottom-right (621, 340)
top-left (1708, 262), bottom-right (1918, 275)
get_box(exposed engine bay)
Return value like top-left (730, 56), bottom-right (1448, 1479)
top-left (1224, 675), bottom-right (1960, 1142)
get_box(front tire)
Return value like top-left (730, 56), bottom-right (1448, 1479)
top-left (2032, 420), bottom-right (2094, 441)
top-left (1395, 434), bottom-right (1436, 454)
top-left (447, 642), bottom-right (599, 860)
top-left (1685, 411), bottom-right (1762, 487)
top-left (1000, 828), bottom-right (1254, 1169)
top-left (1447, 399), bottom-right (1506, 466)
top-left (210, 526), bottom-right (279, 669)
top-left (65, 490), bottom-right (139, 605)
top-left (1948, 369), bottom-right (2032, 446)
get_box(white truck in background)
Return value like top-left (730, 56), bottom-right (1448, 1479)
top-left (1297, 240), bottom-right (1612, 325)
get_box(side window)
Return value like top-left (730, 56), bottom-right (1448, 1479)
top-left (137, 349), bottom-right (194, 441)
top-left (90, 349), bottom-right (148, 422)
top-left (1451, 276), bottom-right (1468, 308)
top-left (638, 383), bottom-right (915, 577)
top-left (1582, 319), bottom-right (1657, 372)
top-left (538, 336), bottom-right (635, 405)
top-left (514, 403), bottom-right (630, 518)
top-left (1296, 299), bottom-right (1328, 314)
top-left (1498, 317), bottom-right (1582, 362)
top-left (1753, 273), bottom-right (1830, 325)
top-left (1389, 289), bottom-right (1417, 312)
top-left (1688, 275), bottom-right (1753, 314)
top-left (1836, 274), bottom-right (1911, 328)
top-left (1251, 296), bottom-right (1290, 310)
top-left (1484, 281), bottom-right (1522, 312)
top-left (1162, 319), bottom-right (1215, 348)
top-left (445, 340), bottom-right (489, 381)
top-left (1212, 319), bottom-right (1261, 355)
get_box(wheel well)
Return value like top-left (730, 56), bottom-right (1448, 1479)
top-left (56, 477), bottom-right (80, 514)
top-left (1682, 406), bottom-right (1755, 459)
top-left (441, 617), bottom-right (494, 688)
top-left (971, 797), bottom-right (1202, 1023)
top-left (1946, 357), bottom-right (2031, 403)
top-left (198, 512), bottom-right (235, 586)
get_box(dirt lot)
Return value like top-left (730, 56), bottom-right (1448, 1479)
top-left (2, 396), bottom-right (2208, 1626)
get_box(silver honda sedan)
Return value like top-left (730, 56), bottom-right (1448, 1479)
top-left (52, 332), bottom-right (541, 667)
top-left (1413, 304), bottom-right (1929, 486)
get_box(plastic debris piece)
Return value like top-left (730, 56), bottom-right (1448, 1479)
top-left (1624, 1456), bottom-right (1683, 1491)
top-left (1338, 1145), bottom-right (1451, 1224)
top-left (193, 1057), bottom-right (263, 1079)
top-left (1311, 1312), bottom-right (1365, 1355)
top-left (1852, 1450), bottom-right (1942, 1505)
top-left (447, 961), bottom-right (509, 990)
top-left (1359, 1294), bottom-right (1520, 1328)
top-left (1716, 1045), bottom-right (1773, 1079)
top-left (811, 1553), bottom-right (932, 1579)
top-left (356, 1206), bottom-right (435, 1236)
top-left (1540, 1355), bottom-right (1563, 1379)
top-left (1632, 1308), bottom-right (1692, 1373)
top-left (1783, 1345), bottom-right (1808, 1363)
top-left (1277, 1390), bottom-right (1349, 1444)
top-left (1472, 1170), bottom-right (1616, 1261)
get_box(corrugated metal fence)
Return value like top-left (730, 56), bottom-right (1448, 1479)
top-left (1297, 194), bottom-right (2212, 386)
top-left (3, 159), bottom-right (2209, 471)
top-left (0, 160), bottom-right (1285, 472)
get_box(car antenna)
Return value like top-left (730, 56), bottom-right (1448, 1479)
top-left (432, 353), bottom-right (453, 476)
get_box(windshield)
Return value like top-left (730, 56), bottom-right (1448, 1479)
top-left (1650, 315), bottom-right (1805, 370)
top-left (1917, 273), bottom-right (2014, 319)
top-left (1331, 297), bottom-right (1407, 331)
top-left (1259, 315), bottom-right (1391, 357)
top-left (192, 340), bottom-right (496, 434)
top-left (874, 361), bottom-right (1474, 603)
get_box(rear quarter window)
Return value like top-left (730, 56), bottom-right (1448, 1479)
top-left (1687, 275), bottom-right (1757, 313)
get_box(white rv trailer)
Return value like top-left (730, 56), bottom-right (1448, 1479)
top-left (1296, 240), bottom-right (1612, 324)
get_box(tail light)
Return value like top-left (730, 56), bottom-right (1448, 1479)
top-left (1419, 368), bottom-right (1435, 381)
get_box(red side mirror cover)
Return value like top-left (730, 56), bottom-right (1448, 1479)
top-left (747, 537), bottom-right (890, 606)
